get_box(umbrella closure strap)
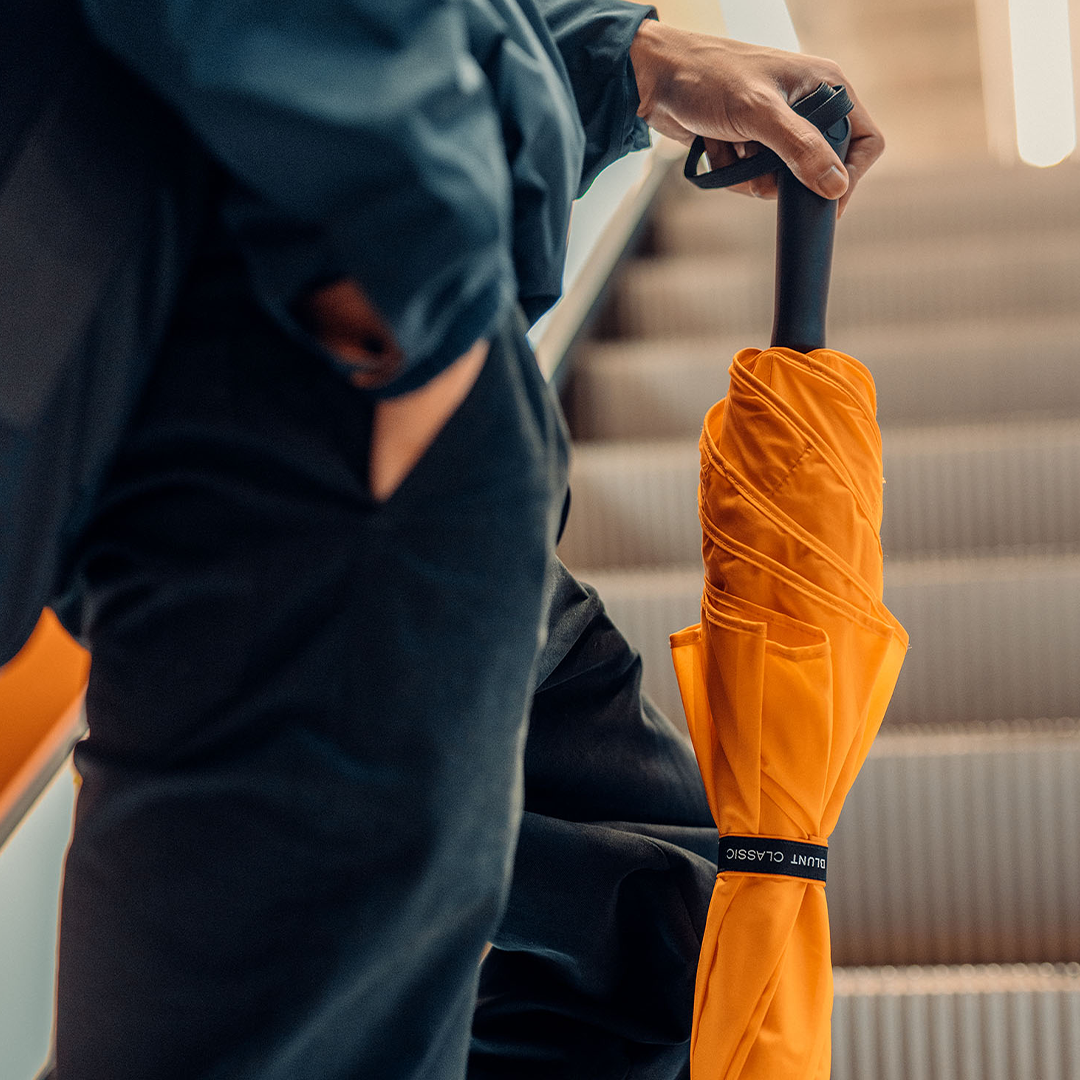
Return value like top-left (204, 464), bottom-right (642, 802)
top-left (682, 83), bottom-right (853, 192)
top-left (718, 835), bottom-right (828, 884)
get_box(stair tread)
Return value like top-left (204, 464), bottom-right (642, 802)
top-left (832, 961), bottom-right (1080, 992)
top-left (655, 165), bottom-right (1080, 255)
top-left (568, 315), bottom-right (1080, 440)
top-left (569, 554), bottom-right (1080, 731)
top-left (562, 416), bottom-right (1080, 566)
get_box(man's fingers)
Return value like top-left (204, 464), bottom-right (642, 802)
top-left (702, 137), bottom-right (737, 169)
top-left (835, 100), bottom-right (886, 217)
top-left (784, 117), bottom-right (848, 199)
top-left (630, 23), bottom-right (885, 208)
top-left (700, 137), bottom-right (779, 199)
top-left (749, 173), bottom-right (779, 200)
top-left (304, 278), bottom-right (404, 389)
top-left (743, 93), bottom-right (849, 200)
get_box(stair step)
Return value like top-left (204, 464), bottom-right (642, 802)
top-left (830, 720), bottom-right (1080, 967)
top-left (830, 963), bottom-right (1080, 1080)
top-left (654, 161), bottom-right (1080, 257)
top-left (882, 420), bottom-right (1080, 560)
top-left (559, 417), bottom-right (1080, 567)
top-left (560, 441), bottom-right (700, 569)
top-left (567, 316), bottom-right (1080, 440)
top-left (885, 554), bottom-right (1080, 728)
top-left (577, 554), bottom-right (1080, 729)
top-left (608, 232), bottom-right (1080, 339)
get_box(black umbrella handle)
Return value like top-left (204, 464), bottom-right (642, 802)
top-left (772, 88), bottom-right (852, 351)
top-left (684, 83), bottom-right (854, 352)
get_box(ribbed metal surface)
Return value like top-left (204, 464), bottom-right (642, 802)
top-left (884, 555), bottom-right (1080, 727)
top-left (831, 964), bottom-right (1080, 1080)
top-left (654, 161), bottom-right (1080, 257)
top-left (581, 555), bottom-right (1080, 731)
top-left (830, 721), bottom-right (1080, 966)
top-left (611, 233), bottom-right (1080, 340)
top-left (569, 339), bottom-right (731, 441)
top-left (569, 315), bottom-right (1080, 440)
top-left (882, 421), bottom-right (1080, 559)
top-left (561, 418), bottom-right (1080, 568)
top-left (560, 442), bottom-right (701, 569)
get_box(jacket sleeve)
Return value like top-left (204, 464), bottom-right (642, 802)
top-left (533, 0), bottom-right (657, 194)
top-left (79, 0), bottom-right (518, 394)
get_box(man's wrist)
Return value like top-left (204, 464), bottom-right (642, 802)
top-left (628, 16), bottom-right (668, 126)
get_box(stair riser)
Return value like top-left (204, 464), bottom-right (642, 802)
top-left (560, 422), bottom-right (1080, 567)
top-left (579, 558), bottom-right (1080, 731)
top-left (569, 321), bottom-right (1080, 440)
top-left (560, 445), bottom-right (701, 569)
top-left (830, 729), bottom-right (1080, 966)
top-left (885, 561), bottom-right (1080, 728)
top-left (611, 242), bottom-right (1080, 339)
top-left (831, 966), bottom-right (1080, 1080)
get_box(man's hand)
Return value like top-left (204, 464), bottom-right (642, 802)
top-left (305, 279), bottom-right (488, 502)
top-left (629, 20), bottom-right (884, 217)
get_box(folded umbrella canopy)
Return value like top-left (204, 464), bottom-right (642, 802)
top-left (671, 86), bottom-right (909, 1078)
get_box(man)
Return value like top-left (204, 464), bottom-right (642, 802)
top-left (41, 2), bottom-right (884, 1077)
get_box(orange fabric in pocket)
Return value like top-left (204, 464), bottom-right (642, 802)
top-left (0, 610), bottom-right (88, 836)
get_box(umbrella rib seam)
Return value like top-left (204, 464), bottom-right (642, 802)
top-left (697, 511), bottom-right (903, 641)
top-left (701, 411), bottom-right (885, 578)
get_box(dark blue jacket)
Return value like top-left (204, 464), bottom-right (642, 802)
top-left (0, 0), bottom-right (212, 664)
top-left (80, 0), bottom-right (656, 394)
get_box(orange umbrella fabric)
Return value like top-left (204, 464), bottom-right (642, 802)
top-left (670, 344), bottom-right (908, 1078)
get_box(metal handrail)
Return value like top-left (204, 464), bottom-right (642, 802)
top-left (532, 138), bottom-right (683, 386)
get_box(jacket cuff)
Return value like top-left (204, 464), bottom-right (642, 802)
top-left (543, 0), bottom-right (657, 195)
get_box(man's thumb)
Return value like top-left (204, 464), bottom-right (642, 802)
top-left (772, 112), bottom-right (849, 199)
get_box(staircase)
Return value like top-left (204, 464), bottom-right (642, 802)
top-left (558, 159), bottom-right (1080, 1077)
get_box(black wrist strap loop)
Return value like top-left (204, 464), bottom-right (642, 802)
top-left (684, 83), bottom-right (854, 190)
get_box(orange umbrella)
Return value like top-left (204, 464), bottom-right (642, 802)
top-left (672, 86), bottom-right (909, 1078)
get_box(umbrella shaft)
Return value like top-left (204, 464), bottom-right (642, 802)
top-left (770, 166), bottom-right (838, 352)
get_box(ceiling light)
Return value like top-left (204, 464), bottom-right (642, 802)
top-left (1008, 0), bottom-right (1077, 166)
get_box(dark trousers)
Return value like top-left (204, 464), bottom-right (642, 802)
top-left (55, 253), bottom-right (716, 1079)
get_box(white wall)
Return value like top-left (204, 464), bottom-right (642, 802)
top-left (0, 766), bottom-right (75, 1080)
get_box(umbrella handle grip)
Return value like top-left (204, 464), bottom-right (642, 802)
top-left (683, 84), bottom-right (853, 352)
top-left (771, 96), bottom-right (852, 352)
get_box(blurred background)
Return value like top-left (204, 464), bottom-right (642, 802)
top-left (557, 0), bottom-right (1080, 1075)
top-left (2, 1), bottom-right (1079, 1077)
top-left (659, 0), bottom-right (1079, 167)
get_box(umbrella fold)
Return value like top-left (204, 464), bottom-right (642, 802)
top-left (670, 345), bottom-right (908, 1079)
